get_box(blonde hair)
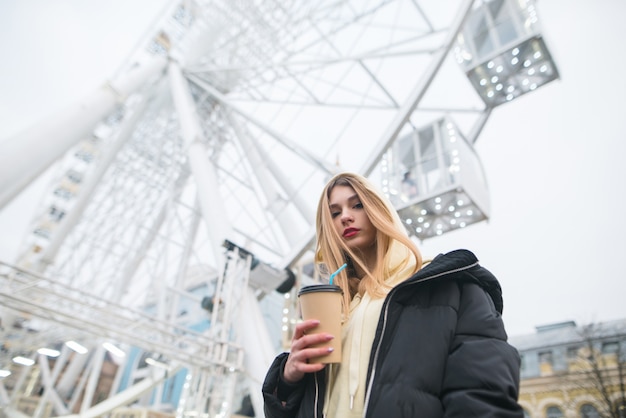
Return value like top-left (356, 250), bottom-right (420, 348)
top-left (315, 172), bottom-right (422, 316)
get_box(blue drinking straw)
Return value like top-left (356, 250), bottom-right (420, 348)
top-left (329, 263), bottom-right (347, 285)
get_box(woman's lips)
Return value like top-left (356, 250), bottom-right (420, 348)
top-left (343, 228), bottom-right (359, 237)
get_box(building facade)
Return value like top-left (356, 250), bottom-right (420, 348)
top-left (509, 319), bottom-right (626, 418)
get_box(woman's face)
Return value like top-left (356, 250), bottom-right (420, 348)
top-left (328, 184), bottom-right (377, 256)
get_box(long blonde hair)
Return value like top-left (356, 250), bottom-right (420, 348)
top-left (315, 172), bottom-right (422, 315)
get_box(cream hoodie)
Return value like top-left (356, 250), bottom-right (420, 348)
top-left (323, 243), bottom-right (417, 417)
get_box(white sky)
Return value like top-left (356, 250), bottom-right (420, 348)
top-left (0, 0), bottom-right (625, 337)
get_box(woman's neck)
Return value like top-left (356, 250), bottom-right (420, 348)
top-left (353, 250), bottom-right (377, 279)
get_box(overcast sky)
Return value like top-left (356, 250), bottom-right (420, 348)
top-left (1, 0), bottom-right (625, 337)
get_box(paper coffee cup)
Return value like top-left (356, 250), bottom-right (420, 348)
top-left (298, 284), bottom-right (343, 364)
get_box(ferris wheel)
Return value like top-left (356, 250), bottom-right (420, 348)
top-left (0, 0), bottom-right (558, 417)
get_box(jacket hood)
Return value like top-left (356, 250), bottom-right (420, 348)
top-left (405, 249), bottom-right (505, 314)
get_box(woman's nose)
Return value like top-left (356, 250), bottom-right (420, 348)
top-left (340, 211), bottom-right (353, 223)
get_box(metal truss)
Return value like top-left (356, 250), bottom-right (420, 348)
top-left (0, 261), bottom-right (243, 372)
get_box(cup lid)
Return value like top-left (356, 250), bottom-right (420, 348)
top-left (298, 284), bottom-right (343, 296)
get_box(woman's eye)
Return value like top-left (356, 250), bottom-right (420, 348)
top-left (354, 202), bottom-right (363, 209)
top-left (331, 211), bottom-right (340, 218)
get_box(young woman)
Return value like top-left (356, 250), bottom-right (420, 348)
top-left (262, 172), bottom-right (523, 417)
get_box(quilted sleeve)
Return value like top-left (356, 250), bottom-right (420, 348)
top-left (262, 352), bottom-right (306, 418)
top-left (441, 282), bottom-right (523, 418)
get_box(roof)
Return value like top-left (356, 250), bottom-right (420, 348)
top-left (508, 318), bottom-right (626, 351)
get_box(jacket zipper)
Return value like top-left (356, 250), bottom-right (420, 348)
top-left (314, 371), bottom-right (320, 418)
top-left (361, 261), bottom-right (479, 417)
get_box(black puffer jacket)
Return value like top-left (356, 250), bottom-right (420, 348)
top-left (263, 249), bottom-right (523, 418)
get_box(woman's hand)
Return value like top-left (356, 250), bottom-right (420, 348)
top-left (282, 319), bottom-right (335, 383)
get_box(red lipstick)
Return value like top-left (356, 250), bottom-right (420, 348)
top-left (343, 227), bottom-right (359, 238)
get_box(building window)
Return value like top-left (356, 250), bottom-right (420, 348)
top-left (580, 403), bottom-right (600, 418)
top-left (546, 406), bottom-right (563, 418)
top-left (567, 346), bottom-right (580, 359)
top-left (601, 341), bottom-right (619, 354)
top-left (539, 351), bottom-right (553, 365)
top-left (539, 350), bottom-right (554, 375)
